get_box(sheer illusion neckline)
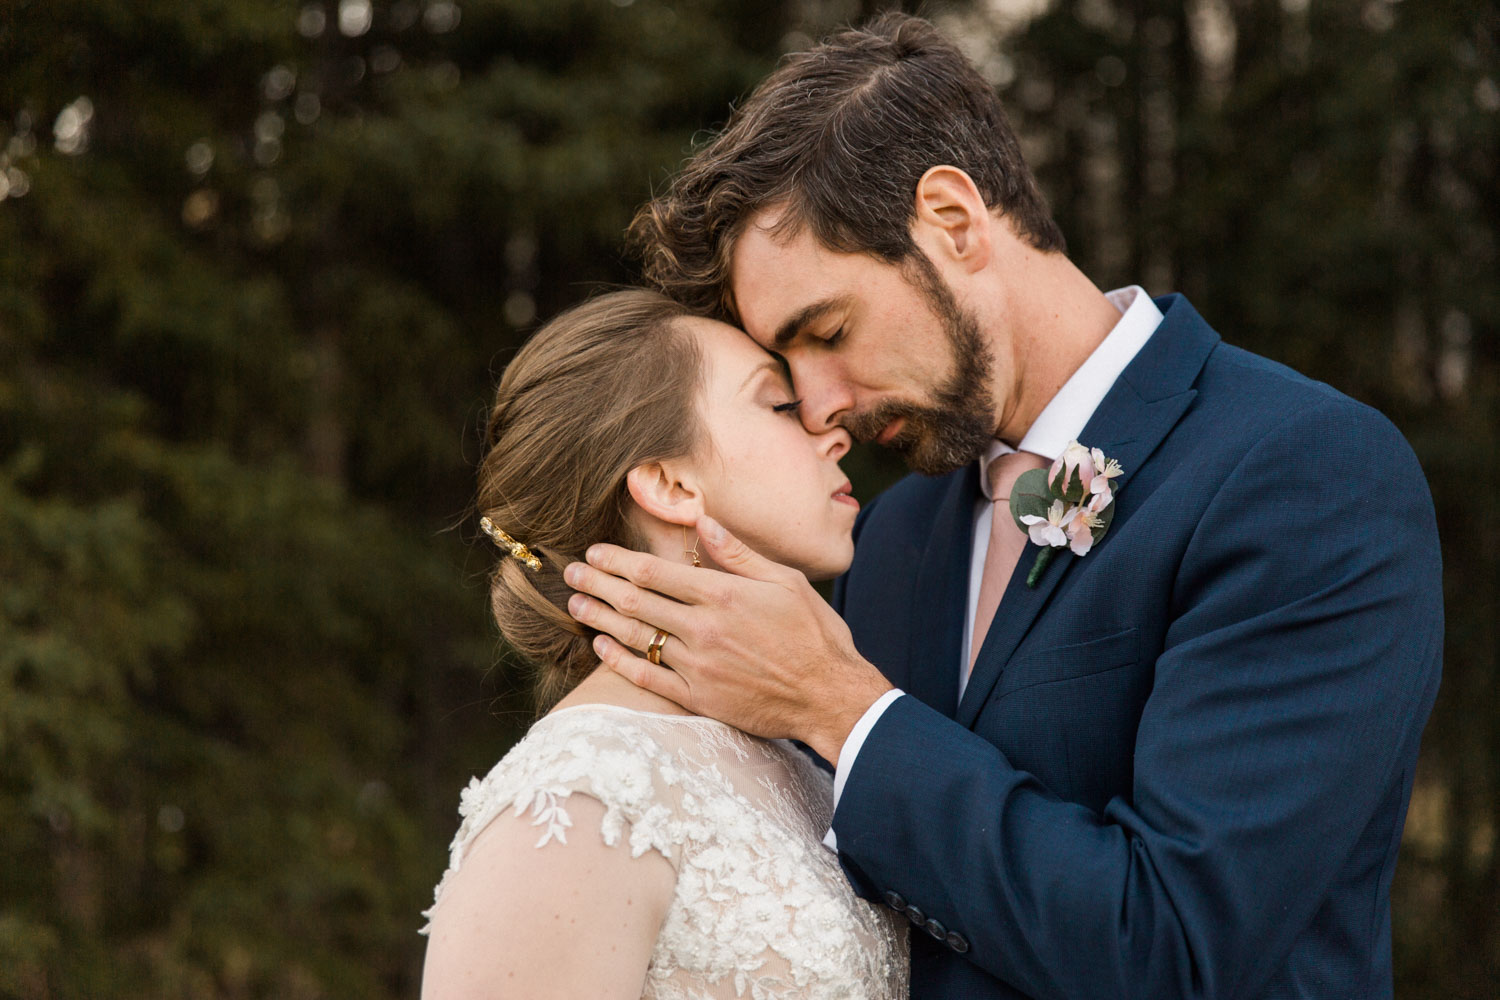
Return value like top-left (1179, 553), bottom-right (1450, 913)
top-left (542, 702), bottom-right (733, 727)
top-left (426, 693), bottom-right (910, 997)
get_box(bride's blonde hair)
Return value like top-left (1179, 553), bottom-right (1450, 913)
top-left (476, 289), bottom-right (702, 711)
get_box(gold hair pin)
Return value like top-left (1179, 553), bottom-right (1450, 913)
top-left (479, 516), bottom-right (542, 571)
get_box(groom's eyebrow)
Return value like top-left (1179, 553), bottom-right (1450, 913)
top-left (772, 296), bottom-right (852, 349)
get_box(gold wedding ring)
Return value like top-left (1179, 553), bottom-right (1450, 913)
top-left (646, 628), bottom-right (670, 665)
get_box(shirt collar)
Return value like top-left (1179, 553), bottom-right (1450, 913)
top-left (978, 286), bottom-right (1163, 500)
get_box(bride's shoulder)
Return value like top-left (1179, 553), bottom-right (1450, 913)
top-left (422, 706), bottom-right (688, 930)
top-left (453, 706), bottom-right (682, 842)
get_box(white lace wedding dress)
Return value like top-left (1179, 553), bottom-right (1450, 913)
top-left (423, 704), bottom-right (907, 999)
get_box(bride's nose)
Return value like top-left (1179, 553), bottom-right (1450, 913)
top-left (817, 426), bottom-right (852, 462)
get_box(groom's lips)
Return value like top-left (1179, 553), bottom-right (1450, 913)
top-left (875, 417), bottom-right (905, 445)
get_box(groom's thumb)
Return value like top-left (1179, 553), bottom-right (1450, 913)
top-left (696, 515), bottom-right (778, 581)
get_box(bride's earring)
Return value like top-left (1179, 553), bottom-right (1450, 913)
top-left (682, 526), bottom-right (702, 568)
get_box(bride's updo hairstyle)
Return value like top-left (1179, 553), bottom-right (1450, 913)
top-left (476, 289), bottom-right (701, 711)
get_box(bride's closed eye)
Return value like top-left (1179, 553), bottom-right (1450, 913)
top-left (772, 399), bottom-right (803, 415)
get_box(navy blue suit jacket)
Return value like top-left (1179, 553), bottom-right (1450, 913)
top-left (831, 295), bottom-right (1443, 999)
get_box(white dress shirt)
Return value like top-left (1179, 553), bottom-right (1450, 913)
top-left (824, 286), bottom-right (1164, 851)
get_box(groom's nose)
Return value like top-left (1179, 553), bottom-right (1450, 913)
top-left (792, 370), bottom-right (855, 435)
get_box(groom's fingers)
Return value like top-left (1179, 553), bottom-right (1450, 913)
top-left (594, 635), bottom-right (694, 709)
top-left (579, 544), bottom-right (721, 604)
top-left (567, 591), bottom-right (689, 663)
top-left (565, 560), bottom-right (697, 637)
top-left (693, 515), bottom-right (797, 586)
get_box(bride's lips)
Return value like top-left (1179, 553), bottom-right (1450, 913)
top-left (832, 481), bottom-right (859, 510)
top-left (875, 417), bottom-right (905, 446)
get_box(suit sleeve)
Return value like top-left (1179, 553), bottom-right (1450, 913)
top-left (830, 398), bottom-right (1444, 999)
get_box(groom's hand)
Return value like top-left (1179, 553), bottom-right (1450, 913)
top-left (563, 515), bottom-right (893, 764)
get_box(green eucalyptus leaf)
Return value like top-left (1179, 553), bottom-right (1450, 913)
top-left (1009, 467), bottom-right (1055, 523)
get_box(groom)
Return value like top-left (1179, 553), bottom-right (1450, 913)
top-left (565, 13), bottom-right (1442, 999)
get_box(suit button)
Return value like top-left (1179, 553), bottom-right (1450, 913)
top-left (883, 891), bottom-right (907, 912)
top-left (926, 919), bottom-right (947, 940)
top-left (946, 931), bottom-right (970, 953)
top-left (906, 905), bottom-right (925, 926)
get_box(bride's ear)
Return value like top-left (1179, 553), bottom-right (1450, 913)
top-left (625, 461), bottom-right (704, 527)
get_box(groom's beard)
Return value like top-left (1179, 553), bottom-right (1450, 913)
top-left (843, 257), bottom-right (997, 477)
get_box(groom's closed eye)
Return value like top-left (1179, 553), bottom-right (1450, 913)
top-left (773, 295), bottom-right (855, 349)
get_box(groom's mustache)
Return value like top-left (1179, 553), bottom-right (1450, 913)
top-left (841, 400), bottom-right (928, 447)
top-left (837, 387), bottom-right (999, 478)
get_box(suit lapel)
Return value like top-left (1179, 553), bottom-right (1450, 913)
top-left (903, 464), bottom-right (980, 719)
top-left (955, 295), bottom-right (1220, 728)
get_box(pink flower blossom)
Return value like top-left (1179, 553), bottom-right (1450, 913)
top-left (1088, 446), bottom-right (1124, 497)
top-left (1049, 441), bottom-right (1096, 496)
top-left (1012, 440), bottom-right (1125, 587)
top-left (1065, 513), bottom-right (1095, 556)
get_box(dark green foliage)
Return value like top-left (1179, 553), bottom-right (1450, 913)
top-left (0, 0), bottom-right (1494, 997)
top-left (0, 1), bottom-right (789, 995)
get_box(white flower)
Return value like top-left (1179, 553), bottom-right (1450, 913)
top-left (1019, 499), bottom-right (1078, 548)
top-left (609, 754), bottom-right (652, 802)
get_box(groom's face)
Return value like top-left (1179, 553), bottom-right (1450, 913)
top-left (729, 212), bottom-right (999, 476)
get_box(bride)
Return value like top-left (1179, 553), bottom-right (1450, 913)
top-left (419, 289), bottom-right (908, 998)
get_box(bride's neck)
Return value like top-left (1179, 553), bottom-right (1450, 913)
top-left (547, 516), bottom-right (706, 719)
top-left (553, 665), bottom-right (695, 717)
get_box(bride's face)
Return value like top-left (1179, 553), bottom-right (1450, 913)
top-left (681, 317), bottom-right (858, 581)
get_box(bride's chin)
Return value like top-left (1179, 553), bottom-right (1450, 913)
top-left (740, 529), bottom-right (852, 581)
top-left (800, 546), bottom-right (855, 583)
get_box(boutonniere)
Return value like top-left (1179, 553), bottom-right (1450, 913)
top-left (1009, 441), bottom-right (1124, 588)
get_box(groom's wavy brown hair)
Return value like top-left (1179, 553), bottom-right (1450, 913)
top-left (476, 289), bottom-right (701, 712)
top-left (628, 12), bottom-right (1064, 319)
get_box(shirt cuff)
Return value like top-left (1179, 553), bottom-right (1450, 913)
top-left (822, 689), bottom-right (906, 851)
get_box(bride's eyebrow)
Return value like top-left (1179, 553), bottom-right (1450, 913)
top-left (738, 359), bottom-right (784, 394)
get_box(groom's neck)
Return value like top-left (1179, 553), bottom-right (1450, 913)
top-left (984, 244), bottom-right (1121, 446)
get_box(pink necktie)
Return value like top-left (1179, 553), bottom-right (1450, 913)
top-left (970, 450), bottom-right (1049, 671)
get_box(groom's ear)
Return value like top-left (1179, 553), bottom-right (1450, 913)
top-left (625, 462), bottom-right (703, 527)
top-left (912, 165), bottom-right (992, 273)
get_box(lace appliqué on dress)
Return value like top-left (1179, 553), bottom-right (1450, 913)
top-left (424, 706), bottom-right (907, 1000)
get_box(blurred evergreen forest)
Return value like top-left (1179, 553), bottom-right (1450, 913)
top-left (0, 0), bottom-right (1494, 997)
